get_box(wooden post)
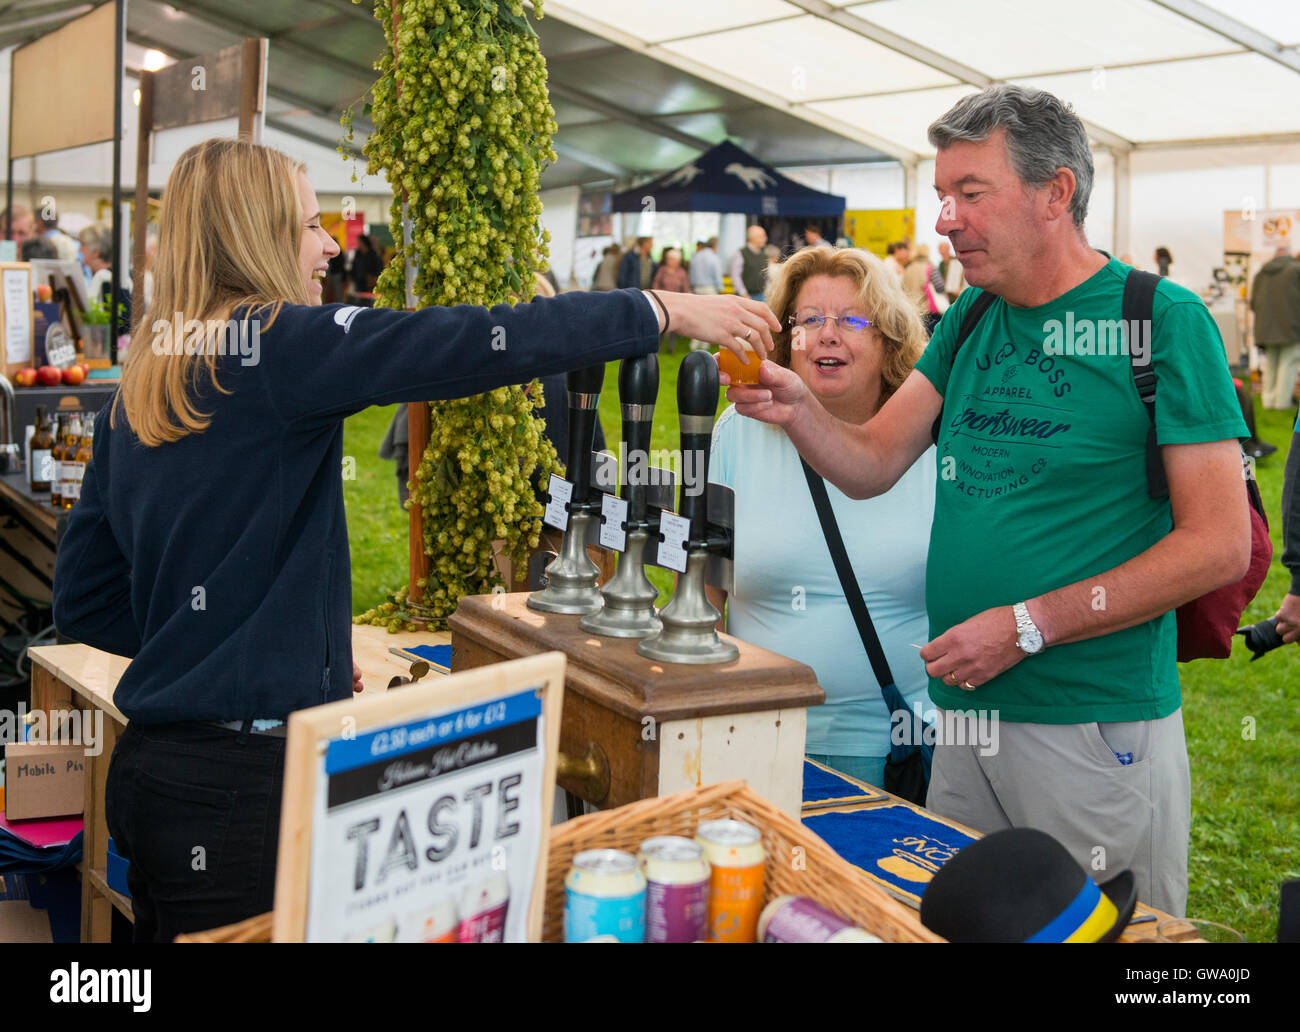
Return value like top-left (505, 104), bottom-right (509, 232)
top-left (131, 70), bottom-right (152, 332)
top-left (237, 38), bottom-right (264, 142)
top-left (391, 0), bottom-right (433, 605)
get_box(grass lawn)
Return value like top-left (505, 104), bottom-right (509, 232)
top-left (344, 369), bottom-right (1298, 942)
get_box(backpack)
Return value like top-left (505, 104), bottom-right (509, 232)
top-left (929, 270), bottom-right (1272, 661)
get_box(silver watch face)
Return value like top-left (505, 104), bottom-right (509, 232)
top-left (1018, 626), bottom-right (1044, 654)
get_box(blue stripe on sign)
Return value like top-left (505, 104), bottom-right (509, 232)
top-left (1024, 879), bottom-right (1101, 943)
top-left (324, 687), bottom-right (542, 775)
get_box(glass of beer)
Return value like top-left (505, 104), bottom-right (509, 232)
top-left (717, 340), bottom-right (761, 385)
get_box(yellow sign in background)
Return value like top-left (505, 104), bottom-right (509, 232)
top-left (844, 210), bottom-right (915, 257)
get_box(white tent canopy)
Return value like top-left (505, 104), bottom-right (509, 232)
top-left (2, 0), bottom-right (1298, 293)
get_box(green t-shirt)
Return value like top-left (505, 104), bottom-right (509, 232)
top-left (913, 256), bottom-right (1247, 724)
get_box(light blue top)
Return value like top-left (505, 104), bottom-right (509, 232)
top-left (689, 247), bottom-right (723, 291)
top-left (710, 406), bottom-right (936, 757)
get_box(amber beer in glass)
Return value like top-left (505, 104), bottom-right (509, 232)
top-left (717, 341), bottom-right (760, 385)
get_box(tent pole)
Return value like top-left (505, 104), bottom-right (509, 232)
top-left (1112, 148), bottom-right (1131, 261)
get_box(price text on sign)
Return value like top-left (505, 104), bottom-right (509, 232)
top-left (598, 494), bottom-right (628, 552)
top-left (657, 511), bottom-right (692, 573)
top-left (543, 475), bottom-right (572, 532)
top-left (46, 331), bottom-right (77, 369)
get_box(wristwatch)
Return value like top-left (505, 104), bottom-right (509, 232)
top-left (1013, 601), bottom-right (1044, 655)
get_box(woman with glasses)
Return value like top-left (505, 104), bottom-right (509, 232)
top-left (707, 246), bottom-right (934, 789)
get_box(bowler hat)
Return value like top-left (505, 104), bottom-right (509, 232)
top-left (920, 827), bottom-right (1137, 942)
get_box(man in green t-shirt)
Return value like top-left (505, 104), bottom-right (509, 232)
top-left (726, 85), bottom-right (1250, 918)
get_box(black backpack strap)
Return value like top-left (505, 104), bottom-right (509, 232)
top-left (931, 290), bottom-right (999, 445)
top-left (1123, 269), bottom-right (1166, 499)
top-left (799, 458), bottom-right (895, 691)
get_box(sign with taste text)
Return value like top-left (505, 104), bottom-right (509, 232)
top-left (273, 653), bottom-right (563, 942)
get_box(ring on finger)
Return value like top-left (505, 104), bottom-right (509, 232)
top-left (744, 328), bottom-right (753, 342)
top-left (945, 671), bottom-right (957, 684)
top-left (961, 680), bottom-right (975, 690)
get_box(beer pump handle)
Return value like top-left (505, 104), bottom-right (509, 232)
top-left (566, 362), bottom-right (605, 508)
top-left (619, 354), bottom-right (658, 522)
top-left (677, 351), bottom-right (718, 542)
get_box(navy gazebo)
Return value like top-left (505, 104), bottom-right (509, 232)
top-left (611, 140), bottom-right (846, 217)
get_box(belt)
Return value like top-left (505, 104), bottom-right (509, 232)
top-left (209, 719), bottom-right (288, 738)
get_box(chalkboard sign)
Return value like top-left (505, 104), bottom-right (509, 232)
top-left (272, 652), bottom-right (564, 942)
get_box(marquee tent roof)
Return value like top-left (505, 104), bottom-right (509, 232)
top-left (610, 140), bottom-right (846, 214)
top-left (1, 1), bottom-right (1298, 186)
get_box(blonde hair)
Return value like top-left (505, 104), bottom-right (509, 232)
top-left (765, 246), bottom-right (927, 408)
top-left (112, 138), bottom-right (309, 445)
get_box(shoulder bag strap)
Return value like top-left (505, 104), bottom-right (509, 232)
top-left (1123, 268), bottom-right (1167, 500)
top-left (799, 458), bottom-right (895, 691)
top-left (930, 290), bottom-right (999, 445)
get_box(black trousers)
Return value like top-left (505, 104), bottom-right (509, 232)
top-left (105, 721), bottom-right (286, 943)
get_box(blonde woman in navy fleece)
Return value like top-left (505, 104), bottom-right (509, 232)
top-left (52, 138), bottom-right (777, 942)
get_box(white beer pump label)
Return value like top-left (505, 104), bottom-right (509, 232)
top-left (542, 475), bottom-right (572, 532)
top-left (598, 494), bottom-right (628, 552)
top-left (656, 511), bottom-right (692, 574)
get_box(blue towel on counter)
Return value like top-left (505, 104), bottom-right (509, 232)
top-left (801, 758), bottom-right (888, 810)
top-left (401, 644), bottom-right (452, 674)
top-left (802, 804), bottom-right (978, 907)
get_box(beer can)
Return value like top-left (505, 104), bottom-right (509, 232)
top-left (565, 849), bottom-right (646, 943)
top-left (456, 873), bottom-right (510, 942)
top-left (757, 895), bottom-right (882, 943)
top-left (415, 898), bottom-right (458, 943)
top-left (638, 836), bottom-right (710, 943)
top-left (695, 819), bottom-right (766, 943)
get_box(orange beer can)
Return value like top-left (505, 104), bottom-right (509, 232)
top-left (716, 341), bottom-right (761, 386)
top-left (696, 819), bottom-right (766, 942)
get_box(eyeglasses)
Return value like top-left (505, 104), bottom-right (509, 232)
top-left (788, 310), bottom-right (873, 335)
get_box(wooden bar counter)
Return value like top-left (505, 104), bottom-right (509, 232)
top-left (25, 623), bottom-right (449, 943)
top-left (450, 592), bottom-right (824, 816)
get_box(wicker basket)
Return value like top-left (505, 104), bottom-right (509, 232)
top-left (544, 779), bottom-right (944, 943)
top-left (175, 911), bottom-right (273, 943)
top-left (180, 780), bottom-right (944, 942)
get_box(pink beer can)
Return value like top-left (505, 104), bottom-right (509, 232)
top-left (638, 836), bottom-right (710, 943)
top-left (757, 895), bottom-right (882, 943)
top-left (456, 873), bottom-right (510, 942)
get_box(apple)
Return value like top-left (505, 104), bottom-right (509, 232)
top-left (36, 365), bottom-right (62, 387)
top-left (36, 284), bottom-right (52, 302)
top-left (14, 368), bottom-right (37, 387)
top-left (61, 365), bottom-right (86, 386)
top-left (77, 362), bottom-right (90, 378)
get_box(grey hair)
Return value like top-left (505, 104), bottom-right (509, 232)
top-left (928, 85), bottom-right (1093, 228)
top-left (78, 222), bottom-right (113, 260)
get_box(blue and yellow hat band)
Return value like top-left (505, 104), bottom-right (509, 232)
top-left (1024, 879), bottom-right (1119, 943)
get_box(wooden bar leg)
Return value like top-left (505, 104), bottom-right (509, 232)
top-left (81, 717), bottom-right (121, 943)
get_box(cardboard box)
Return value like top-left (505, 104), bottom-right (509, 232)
top-left (3, 743), bottom-right (85, 819)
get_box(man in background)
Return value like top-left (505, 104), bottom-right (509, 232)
top-left (688, 236), bottom-right (723, 351)
top-left (1250, 246), bottom-right (1300, 410)
top-left (730, 224), bottom-right (769, 301)
top-left (884, 240), bottom-right (909, 280)
top-left (803, 224), bottom-right (831, 249)
top-left (1, 205), bottom-right (34, 245)
top-left (617, 236), bottom-right (656, 290)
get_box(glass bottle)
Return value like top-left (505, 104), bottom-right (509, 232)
top-left (58, 413), bottom-right (83, 510)
top-left (49, 413), bottom-right (66, 508)
top-left (30, 406), bottom-right (54, 493)
top-left (67, 413), bottom-right (93, 508)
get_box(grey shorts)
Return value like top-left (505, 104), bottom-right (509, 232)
top-left (926, 706), bottom-right (1190, 917)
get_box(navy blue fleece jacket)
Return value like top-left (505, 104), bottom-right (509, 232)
top-left (52, 290), bottom-right (659, 722)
